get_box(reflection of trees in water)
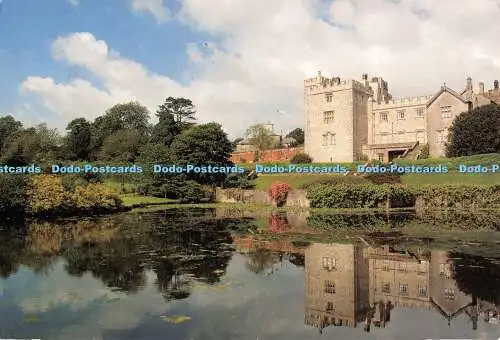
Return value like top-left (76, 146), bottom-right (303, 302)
top-left (0, 227), bottom-right (58, 277)
top-left (450, 251), bottom-right (500, 305)
top-left (0, 214), bottom-right (240, 302)
top-left (0, 229), bottom-right (27, 278)
top-left (244, 249), bottom-right (282, 274)
top-left (63, 237), bottom-right (147, 293)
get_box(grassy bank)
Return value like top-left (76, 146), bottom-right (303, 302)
top-left (252, 172), bottom-right (500, 189)
top-left (243, 153), bottom-right (500, 189)
top-left (120, 194), bottom-right (177, 208)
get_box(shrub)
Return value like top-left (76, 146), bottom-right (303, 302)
top-left (177, 180), bottom-right (204, 203)
top-left (413, 185), bottom-right (500, 210)
top-left (27, 175), bottom-right (69, 214)
top-left (27, 175), bottom-right (123, 215)
top-left (222, 173), bottom-right (255, 189)
top-left (418, 144), bottom-right (430, 159)
top-left (364, 172), bottom-right (401, 185)
top-left (446, 104), bottom-right (500, 157)
top-left (61, 175), bottom-right (88, 192)
top-left (268, 211), bottom-right (291, 233)
top-left (80, 171), bottom-right (103, 183)
top-left (306, 184), bottom-right (415, 209)
top-left (0, 175), bottom-right (29, 215)
top-left (71, 183), bottom-right (122, 211)
top-left (268, 182), bottom-right (291, 207)
top-left (290, 153), bottom-right (312, 164)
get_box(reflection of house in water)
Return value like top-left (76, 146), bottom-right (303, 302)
top-left (304, 243), bottom-right (370, 333)
top-left (304, 243), bottom-right (485, 333)
top-left (365, 245), bottom-right (432, 328)
top-left (430, 250), bottom-right (478, 328)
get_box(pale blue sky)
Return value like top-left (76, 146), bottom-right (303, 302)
top-left (0, 0), bottom-right (499, 137)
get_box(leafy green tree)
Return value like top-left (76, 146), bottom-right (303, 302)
top-left (0, 175), bottom-right (29, 216)
top-left (446, 104), bottom-right (500, 157)
top-left (1, 128), bottom-right (40, 165)
top-left (137, 142), bottom-right (172, 165)
top-left (158, 97), bottom-right (196, 127)
top-left (170, 123), bottom-right (233, 185)
top-left (99, 129), bottom-right (144, 162)
top-left (135, 142), bottom-right (178, 197)
top-left (64, 118), bottom-right (92, 160)
top-left (34, 123), bottom-right (61, 162)
top-left (151, 97), bottom-right (197, 146)
top-left (151, 109), bottom-right (180, 146)
top-left (0, 115), bottom-right (22, 152)
top-left (245, 124), bottom-right (278, 150)
top-left (92, 102), bottom-right (151, 151)
top-left (286, 128), bottom-right (304, 146)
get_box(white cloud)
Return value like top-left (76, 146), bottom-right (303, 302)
top-left (67, 0), bottom-right (79, 6)
top-left (131, 0), bottom-right (170, 23)
top-left (19, 0), bottom-right (500, 138)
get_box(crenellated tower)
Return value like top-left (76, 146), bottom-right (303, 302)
top-left (304, 71), bottom-right (373, 162)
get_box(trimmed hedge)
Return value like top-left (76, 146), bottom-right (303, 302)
top-left (306, 184), bottom-right (415, 208)
top-left (414, 185), bottom-right (500, 210)
top-left (306, 183), bottom-right (500, 210)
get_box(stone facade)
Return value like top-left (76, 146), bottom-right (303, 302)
top-left (304, 243), bottom-right (370, 330)
top-left (305, 72), bottom-right (499, 162)
top-left (304, 243), bottom-right (480, 332)
top-left (215, 188), bottom-right (310, 207)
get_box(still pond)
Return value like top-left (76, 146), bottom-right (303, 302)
top-left (0, 208), bottom-right (499, 340)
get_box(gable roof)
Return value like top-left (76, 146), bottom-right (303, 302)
top-left (430, 297), bottom-right (472, 323)
top-left (426, 86), bottom-right (471, 108)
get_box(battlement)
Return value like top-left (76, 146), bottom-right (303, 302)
top-left (372, 95), bottom-right (433, 110)
top-left (304, 72), bottom-right (372, 95)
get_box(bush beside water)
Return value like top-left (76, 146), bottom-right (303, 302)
top-left (414, 185), bottom-right (500, 210)
top-left (1, 174), bottom-right (122, 217)
top-left (306, 183), bottom-right (500, 210)
top-left (0, 175), bottom-right (29, 215)
top-left (306, 184), bottom-right (415, 209)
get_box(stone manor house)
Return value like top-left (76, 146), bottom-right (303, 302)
top-left (304, 72), bottom-right (500, 162)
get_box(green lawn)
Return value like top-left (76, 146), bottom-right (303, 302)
top-left (251, 174), bottom-right (349, 190)
top-left (248, 153), bottom-right (500, 189)
top-left (104, 179), bottom-right (139, 194)
top-left (239, 153), bottom-right (500, 171)
top-left (402, 172), bottom-right (500, 186)
top-left (102, 180), bottom-right (175, 207)
top-left (120, 194), bottom-right (176, 207)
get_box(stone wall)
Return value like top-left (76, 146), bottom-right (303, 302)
top-left (230, 147), bottom-right (304, 163)
top-left (215, 188), bottom-right (310, 207)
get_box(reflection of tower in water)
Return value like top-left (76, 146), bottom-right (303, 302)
top-left (304, 243), bottom-right (370, 333)
top-left (304, 243), bottom-right (482, 334)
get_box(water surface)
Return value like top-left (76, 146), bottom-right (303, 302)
top-left (0, 208), bottom-right (499, 340)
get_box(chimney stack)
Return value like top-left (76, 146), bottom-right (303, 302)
top-left (479, 82), bottom-right (485, 94)
top-left (494, 80), bottom-right (499, 90)
top-left (466, 77), bottom-right (473, 91)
